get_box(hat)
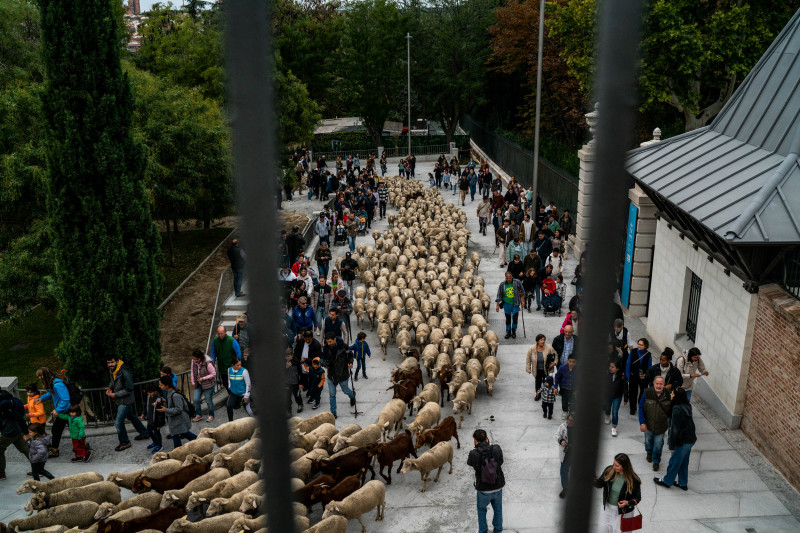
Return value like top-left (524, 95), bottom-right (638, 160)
top-left (337, 289), bottom-right (347, 297)
top-left (236, 314), bottom-right (247, 322)
top-left (345, 252), bottom-right (351, 257)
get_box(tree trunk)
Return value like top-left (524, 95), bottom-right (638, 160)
top-left (164, 218), bottom-right (175, 266)
top-left (172, 219), bottom-right (179, 233)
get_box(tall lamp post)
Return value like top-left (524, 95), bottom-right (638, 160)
top-left (406, 33), bottom-right (412, 158)
top-left (531, 0), bottom-right (545, 211)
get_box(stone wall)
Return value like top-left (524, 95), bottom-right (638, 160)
top-left (647, 219), bottom-right (758, 427)
top-left (741, 284), bottom-right (800, 490)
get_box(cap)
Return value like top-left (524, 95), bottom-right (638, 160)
top-left (236, 314), bottom-right (247, 322)
top-left (337, 289), bottom-right (347, 297)
top-left (345, 252), bottom-right (351, 257)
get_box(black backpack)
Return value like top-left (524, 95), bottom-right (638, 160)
top-left (59, 375), bottom-right (84, 405)
top-left (171, 390), bottom-right (197, 418)
top-left (0, 390), bottom-right (28, 434)
top-left (480, 446), bottom-right (499, 486)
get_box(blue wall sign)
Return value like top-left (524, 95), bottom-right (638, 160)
top-left (621, 203), bottom-right (638, 308)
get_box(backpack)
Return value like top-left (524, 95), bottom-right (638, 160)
top-left (0, 390), bottom-right (28, 434)
top-left (171, 390), bottom-right (197, 418)
top-left (480, 446), bottom-right (499, 486)
top-left (60, 373), bottom-right (84, 405)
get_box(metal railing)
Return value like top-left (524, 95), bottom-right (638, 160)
top-left (462, 115), bottom-right (579, 216)
top-left (779, 248), bottom-right (800, 299)
top-left (311, 150), bottom-right (379, 163)
top-left (206, 265), bottom-right (233, 355)
top-left (382, 143), bottom-right (452, 158)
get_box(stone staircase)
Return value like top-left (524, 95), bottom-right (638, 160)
top-left (218, 281), bottom-right (249, 332)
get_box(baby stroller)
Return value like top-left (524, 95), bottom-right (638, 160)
top-left (333, 225), bottom-right (347, 246)
top-left (540, 277), bottom-right (562, 316)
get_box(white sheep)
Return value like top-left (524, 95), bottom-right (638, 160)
top-left (407, 401), bottom-right (441, 434)
top-left (299, 515), bottom-right (349, 533)
top-left (290, 423), bottom-right (338, 452)
top-left (181, 442), bottom-right (240, 467)
top-left (94, 491), bottom-right (163, 520)
top-left (483, 330), bottom-right (499, 356)
top-left (289, 412), bottom-right (336, 436)
top-left (321, 480), bottom-right (386, 533)
top-left (472, 338), bottom-right (490, 362)
top-left (7, 501), bottom-right (99, 532)
top-left (160, 467), bottom-right (230, 508)
top-left (150, 437), bottom-right (215, 464)
top-left (452, 382), bottom-right (477, 428)
top-left (197, 417), bottom-right (258, 446)
top-left (206, 480), bottom-right (265, 517)
top-left (400, 440), bottom-right (453, 492)
top-left (289, 447), bottom-right (308, 462)
top-left (107, 459), bottom-right (183, 489)
top-left (466, 358), bottom-right (483, 386)
top-left (26, 481), bottom-right (121, 512)
top-left (226, 514), bottom-right (266, 533)
top-left (186, 470), bottom-right (259, 510)
top-left (165, 512), bottom-right (246, 533)
top-left (17, 472), bottom-right (103, 495)
top-left (210, 437), bottom-right (262, 473)
top-left (332, 424), bottom-right (381, 453)
top-left (376, 323), bottom-right (392, 360)
top-left (396, 329), bottom-right (412, 356)
top-left (291, 448), bottom-right (330, 480)
top-left (376, 399), bottom-right (406, 440)
top-left (324, 424), bottom-right (361, 452)
top-left (482, 355), bottom-right (501, 396)
top-left (411, 383), bottom-right (440, 413)
top-left (433, 353), bottom-right (451, 379)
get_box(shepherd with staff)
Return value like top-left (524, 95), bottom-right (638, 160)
top-left (495, 271), bottom-right (525, 340)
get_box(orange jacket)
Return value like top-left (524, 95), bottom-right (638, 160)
top-left (25, 394), bottom-right (47, 424)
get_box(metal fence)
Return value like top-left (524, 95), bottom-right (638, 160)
top-left (312, 149), bottom-right (379, 163)
top-left (382, 143), bottom-right (451, 158)
top-left (461, 115), bottom-right (579, 216)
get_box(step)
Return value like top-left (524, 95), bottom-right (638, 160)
top-left (219, 320), bottom-right (237, 331)
top-left (221, 309), bottom-right (243, 320)
top-left (223, 294), bottom-right (249, 310)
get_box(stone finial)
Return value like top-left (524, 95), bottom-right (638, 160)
top-left (585, 102), bottom-right (599, 141)
top-left (652, 127), bottom-right (662, 141)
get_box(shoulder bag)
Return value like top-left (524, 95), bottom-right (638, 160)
top-left (620, 502), bottom-right (643, 531)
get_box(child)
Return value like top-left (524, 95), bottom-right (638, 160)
top-left (25, 423), bottom-right (54, 481)
top-left (161, 367), bottom-right (178, 388)
top-left (67, 405), bottom-right (91, 462)
top-left (141, 382), bottom-right (165, 453)
top-left (285, 351), bottom-right (303, 416)
top-left (305, 357), bottom-right (326, 409)
top-left (605, 360), bottom-right (628, 437)
top-left (349, 332), bottom-right (371, 381)
top-left (556, 274), bottom-right (567, 304)
top-left (157, 376), bottom-right (197, 449)
top-left (24, 384), bottom-right (47, 425)
top-left (538, 376), bottom-right (556, 420)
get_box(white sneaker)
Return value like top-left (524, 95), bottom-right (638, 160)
top-left (611, 427), bottom-right (618, 437)
top-left (605, 415), bottom-right (611, 424)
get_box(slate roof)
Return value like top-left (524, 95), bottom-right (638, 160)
top-left (626, 8), bottom-right (800, 244)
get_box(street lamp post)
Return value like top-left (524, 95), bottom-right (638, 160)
top-left (532, 0), bottom-right (545, 212)
top-left (406, 33), bottom-right (412, 158)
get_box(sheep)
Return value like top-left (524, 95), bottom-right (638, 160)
top-left (407, 401), bottom-right (441, 434)
top-left (321, 480), bottom-right (386, 533)
top-left (132, 462), bottom-right (209, 494)
top-left (93, 507), bottom-right (151, 532)
top-left (197, 417), bottom-right (258, 446)
top-left (210, 437), bottom-right (263, 473)
top-left (399, 441), bottom-right (454, 492)
top-left (398, 356), bottom-right (419, 371)
top-left (26, 481), bottom-right (121, 512)
top-left (376, 399), bottom-right (406, 440)
top-left (160, 468), bottom-right (230, 509)
top-left (226, 515), bottom-right (266, 533)
top-left (186, 470), bottom-right (259, 510)
top-left (205, 480), bottom-right (265, 517)
top-left (470, 314), bottom-right (487, 334)
top-left (181, 442), bottom-right (240, 467)
top-left (396, 329), bottom-right (412, 356)
top-left (165, 512), bottom-right (245, 533)
top-left (17, 472), bottom-right (104, 495)
top-left (451, 350), bottom-right (467, 371)
top-left (150, 438), bottom-right (215, 464)
top-left (376, 323), bottom-right (392, 360)
top-left (291, 448), bottom-right (330, 480)
top-left (289, 447), bottom-right (307, 462)
top-left (290, 412), bottom-right (336, 435)
top-left (22, 526), bottom-right (68, 533)
top-left (411, 383), bottom-right (440, 413)
top-left (472, 338), bottom-right (490, 362)
top-left (433, 353), bottom-right (451, 379)
top-left (332, 424), bottom-right (381, 453)
top-left (415, 323), bottom-right (430, 347)
top-left (290, 423), bottom-right (338, 452)
top-left (299, 515), bottom-right (348, 533)
top-left (459, 335), bottom-right (474, 356)
top-left (7, 502), bottom-right (100, 532)
top-left (353, 299), bottom-right (366, 328)
top-left (482, 355), bottom-right (501, 396)
top-left (326, 424), bottom-right (361, 452)
top-left (466, 358), bottom-right (483, 386)
top-left (452, 382), bottom-right (477, 428)
top-left (447, 369), bottom-right (468, 397)
top-left (94, 492), bottom-right (163, 520)
top-left (484, 330), bottom-right (499, 356)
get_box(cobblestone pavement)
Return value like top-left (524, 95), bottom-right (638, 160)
top-left (3, 160), bottom-right (799, 532)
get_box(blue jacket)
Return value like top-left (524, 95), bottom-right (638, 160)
top-left (40, 378), bottom-right (71, 414)
top-left (293, 305), bottom-right (317, 331)
top-left (625, 349), bottom-right (652, 381)
top-left (554, 363), bottom-right (576, 391)
top-left (349, 340), bottom-right (371, 359)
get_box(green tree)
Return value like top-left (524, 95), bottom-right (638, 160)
top-left (0, 0), bottom-right (44, 87)
top-left (277, 66), bottom-right (322, 148)
top-left (339, 0), bottom-right (408, 145)
top-left (39, 0), bottom-right (163, 385)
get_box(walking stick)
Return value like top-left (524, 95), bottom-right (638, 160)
top-left (521, 304), bottom-right (527, 338)
top-left (349, 369), bottom-right (362, 418)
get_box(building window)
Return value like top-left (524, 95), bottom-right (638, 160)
top-left (685, 272), bottom-right (702, 342)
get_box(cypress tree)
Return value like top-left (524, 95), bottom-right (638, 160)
top-left (39, 0), bottom-right (163, 386)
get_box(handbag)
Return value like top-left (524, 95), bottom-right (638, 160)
top-left (620, 504), bottom-right (643, 532)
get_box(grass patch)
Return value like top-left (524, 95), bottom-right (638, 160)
top-left (1, 228), bottom-right (233, 387)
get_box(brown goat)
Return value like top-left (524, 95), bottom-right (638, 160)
top-left (391, 367), bottom-right (423, 390)
top-left (100, 505), bottom-right (186, 533)
top-left (366, 430), bottom-right (418, 485)
top-left (132, 463), bottom-right (209, 494)
top-left (388, 379), bottom-right (417, 405)
top-left (438, 364), bottom-right (453, 406)
top-left (405, 348), bottom-right (420, 361)
top-left (310, 474), bottom-right (362, 507)
top-left (415, 416), bottom-right (461, 450)
top-left (294, 474), bottom-right (336, 511)
top-left (315, 446), bottom-right (376, 483)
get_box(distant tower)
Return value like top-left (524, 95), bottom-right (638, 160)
top-left (129, 0), bottom-right (140, 14)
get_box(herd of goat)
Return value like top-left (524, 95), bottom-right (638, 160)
top-left (1, 177), bottom-right (505, 533)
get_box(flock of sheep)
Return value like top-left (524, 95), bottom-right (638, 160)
top-left (1, 176), bottom-right (504, 533)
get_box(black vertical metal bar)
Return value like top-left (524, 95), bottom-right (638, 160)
top-left (561, 0), bottom-right (646, 531)
top-left (223, 2), bottom-right (295, 532)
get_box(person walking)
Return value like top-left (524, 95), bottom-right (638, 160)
top-left (459, 172), bottom-right (470, 206)
top-left (467, 429), bottom-right (505, 533)
top-left (285, 350), bottom-right (303, 416)
top-left (315, 241), bottom-right (332, 279)
top-left (654, 387), bottom-right (697, 490)
top-left (210, 326), bottom-right (242, 390)
top-left (556, 413), bottom-right (574, 498)
top-left (675, 347), bottom-right (708, 401)
top-left (157, 377), bottom-right (197, 449)
top-left (345, 216), bottom-right (358, 252)
top-left (349, 332), bottom-right (371, 381)
top-left (638, 376), bottom-right (671, 471)
top-left (305, 357), bottom-right (326, 410)
top-left (34, 368), bottom-right (69, 458)
top-left (477, 197), bottom-right (491, 236)
top-left (321, 332), bottom-right (355, 419)
top-left (339, 253), bottom-right (358, 301)
top-left (625, 338), bottom-right (652, 415)
top-left (141, 382), bottom-right (165, 454)
top-left (552, 325), bottom-right (578, 368)
top-left (227, 239), bottom-right (246, 297)
top-left (526, 334), bottom-right (558, 395)
top-left (495, 271), bottom-right (525, 339)
top-left (0, 390), bottom-right (29, 481)
top-left (233, 314), bottom-right (251, 369)
top-left (644, 348), bottom-right (684, 391)
top-left (538, 376), bottom-right (556, 419)
top-left (66, 405), bottom-right (91, 462)
top-left (315, 213), bottom-right (331, 245)
top-left (190, 349), bottom-right (216, 422)
top-left (378, 182), bottom-right (388, 219)
top-left (594, 453), bottom-right (642, 533)
top-left (106, 356), bottom-right (150, 452)
top-left (294, 329), bottom-right (323, 397)
top-left (226, 358), bottom-right (254, 422)
top-left (495, 220), bottom-right (512, 268)
top-left (24, 423), bottom-right (54, 481)
top-left (554, 354), bottom-right (577, 419)
top-left (604, 360), bottom-right (628, 437)
top-left (23, 384), bottom-right (46, 425)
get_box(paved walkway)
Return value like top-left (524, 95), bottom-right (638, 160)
top-left (3, 160), bottom-right (799, 532)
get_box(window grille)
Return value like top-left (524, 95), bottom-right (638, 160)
top-left (686, 272), bottom-right (702, 342)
